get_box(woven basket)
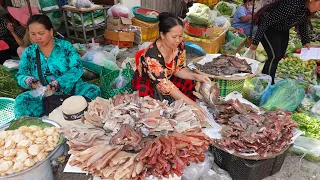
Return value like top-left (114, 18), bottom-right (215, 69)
top-left (0, 98), bottom-right (15, 128)
top-left (192, 56), bottom-right (257, 97)
top-left (194, 0), bottom-right (220, 6)
top-left (132, 6), bottom-right (160, 22)
top-left (100, 63), bottom-right (134, 99)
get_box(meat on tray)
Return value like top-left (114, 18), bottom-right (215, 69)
top-left (213, 100), bottom-right (298, 157)
top-left (195, 55), bottom-right (252, 76)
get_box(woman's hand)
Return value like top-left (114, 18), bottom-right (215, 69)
top-left (45, 85), bottom-right (57, 96)
top-left (31, 81), bottom-right (42, 89)
top-left (193, 103), bottom-right (208, 122)
top-left (305, 43), bottom-right (311, 50)
top-left (194, 73), bottom-right (211, 83)
top-left (7, 23), bottom-right (14, 33)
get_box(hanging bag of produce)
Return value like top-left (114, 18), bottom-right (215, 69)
top-left (291, 136), bottom-right (320, 162)
top-left (100, 63), bottom-right (134, 99)
top-left (242, 48), bottom-right (256, 60)
top-left (242, 74), bottom-right (272, 105)
top-left (259, 79), bottom-right (305, 112)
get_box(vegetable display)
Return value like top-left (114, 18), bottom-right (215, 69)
top-left (186, 3), bottom-right (212, 26)
top-left (291, 113), bottom-right (320, 140)
top-left (216, 2), bottom-right (233, 16)
top-left (276, 56), bottom-right (317, 84)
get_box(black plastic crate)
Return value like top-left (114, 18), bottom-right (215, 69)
top-left (210, 146), bottom-right (288, 180)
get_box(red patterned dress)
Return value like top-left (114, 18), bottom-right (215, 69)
top-left (132, 41), bottom-right (196, 102)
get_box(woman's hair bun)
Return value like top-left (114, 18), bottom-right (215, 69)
top-left (158, 12), bottom-right (175, 22)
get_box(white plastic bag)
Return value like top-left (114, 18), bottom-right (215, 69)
top-left (3, 59), bottom-right (20, 69)
top-left (108, 3), bottom-right (134, 19)
top-left (291, 136), bottom-right (320, 162)
top-left (138, 42), bottom-right (153, 50)
top-left (82, 47), bottom-right (119, 71)
top-left (242, 48), bottom-right (256, 60)
top-left (110, 69), bottom-right (130, 89)
top-left (182, 152), bottom-right (215, 180)
top-left (29, 85), bottom-right (49, 99)
top-left (311, 100), bottom-right (320, 116)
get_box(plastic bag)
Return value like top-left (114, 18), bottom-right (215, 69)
top-left (311, 100), bottom-right (320, 116)
top-left (214, 16), bottom-right (230, 27)
top-left (260, 79), bottom-right (305, 112)
top-left (75, 0), bottom-right (93, 8)
top-left (107, 3), bottom-right (134, 19)
top-left (82, 47), bottom-right (119, 71)
top-left (110, 69), bottom-right (130, 89)
top-left (291, 136), bottom-right (320, 162)
top-left (186, 3), bottom-right (212, 26)
top-left (243, 74), bottom-right (272, 105)
top-left (242, 48), bottom-right (256, 59)
top-left (138, 42), bottom-right (153, 51)
top-left (182, 152), bottom-right (215, 180)
top-left (3, 59), bottom-right (20, 69)
top-left (307, 85), bottom-right (320, 102)
top-left (29, 85), bottom-right (49, 99)
top-left (297, 97), bottom-right (316, 113)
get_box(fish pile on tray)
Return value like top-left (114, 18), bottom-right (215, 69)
top-left (69, 144), bottom-right (144, 180)
top-left (213, 100), bottom-right (298, 157)
top-left (136, 133), bottom-right (211, 179)
top-left (59, 123), bottom-right (111, 154)
top-left (195, 55), bottom-right (252, 76)
top-left (83, 92), bottom-right (206, 136)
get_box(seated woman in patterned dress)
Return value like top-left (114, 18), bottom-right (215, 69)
top-left (14, 14), bottom-right (100, 117)
top-left (132, 12), bottom-right (210, 116)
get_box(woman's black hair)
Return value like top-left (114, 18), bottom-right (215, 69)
top-left (27, 14), bottom-right (53, 31)
top-left (243, 0), bottom-right (253, 3)
top-left (158, 12), bottom-right (183, 34)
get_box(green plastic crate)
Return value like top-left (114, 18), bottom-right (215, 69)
top-left (212, 78), bottom-right (245, 97)
top-left (0, 97), bottom-right (15, 128)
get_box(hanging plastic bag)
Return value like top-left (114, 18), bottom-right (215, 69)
top-left (260, 79), bottom-right (305, 112)
top-left (291, 136), bottom-right (320, 162)
top-left (242, 74), bottom-right (272, 105)
top-left (110, 69), bottom-right (130, 89)
top-left (242, 48), bottom-right (256, 59)
top-left (182, 152), bottom-right (215, 180)
top-left (107, 3), bottom-right (134, 19)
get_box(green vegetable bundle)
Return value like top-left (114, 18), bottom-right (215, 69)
top-left (216, 2), bottom-right (233, 16)
top-left (276, 56), bottom-right (317, 84)
top-left (291, 113), bottom-right (320, 140)
top-left (0, 65), bottom-right (22, 98)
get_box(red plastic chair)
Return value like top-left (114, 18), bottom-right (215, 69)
top-left (135, 49), bottom-right (145, 67)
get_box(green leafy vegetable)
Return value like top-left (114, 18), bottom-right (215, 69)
top-left (6, 116), bottom-right (53, 131)
top-left (217, 2), bottom-right (233, 16)
top-left (291, 113), bottom-right (320, 140)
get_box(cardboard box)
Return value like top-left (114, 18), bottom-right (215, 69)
top-left (104, 30), bottom-right (135, 42)
top-left (184, 21), bottom-right (224, 39)
top-left (107, 16), bottom-right (132, 31)
top-left (107, 40), bottom-right (133, 48)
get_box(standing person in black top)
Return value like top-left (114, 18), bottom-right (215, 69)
top-left (249, 0), bottom-right (320, 84)
top-left (0, 16), bottom-right (25, 64)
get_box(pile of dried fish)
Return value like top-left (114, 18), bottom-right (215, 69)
top-left (110, 124), bottom-right (143, 152)
top-left (214, 100), bottom-right (298, 157)
top-left (136, 133), bottom-right (211, 179)
top-left (69, 144), bottom-right (143, 180)
top-left (196, 55), bottom-right (252, 76)
top-left (59, 123), bottom-right (111, 154)
top-left (83, 92), bottom-right (206, 136)
top-left (193, 81), bottom-right (220, 108)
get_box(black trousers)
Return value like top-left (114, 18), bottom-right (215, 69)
top-left (261, 27), bottom-right (289, 84)
top-left (0, 39), bottom-right (19, 64)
